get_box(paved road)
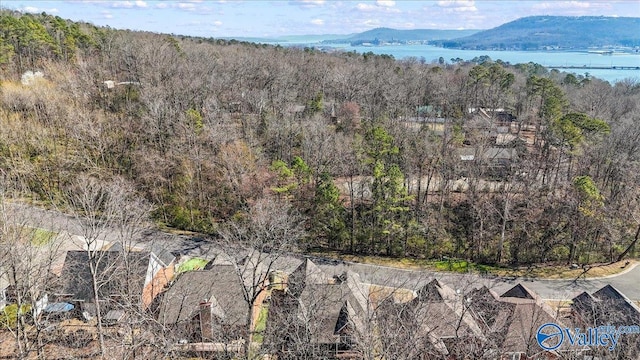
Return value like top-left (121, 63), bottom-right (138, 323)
top-left (317, 260), bottom-right (640, 301)
top-left (5, 202), bottom-right (214, 257)
top-left (6, 201), bottom-right (640, 301)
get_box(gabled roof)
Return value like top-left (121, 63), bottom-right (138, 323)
top-left (467, 286), bottom-right (510, 331)
top-left (205, 252), bottom-right (235, 267)
top-left (467, 284), bottom-right (562, 355)
top-left (271, 261), bottom-right (370, 345)
top-left (158, 266), bottom-right (246, 327)
top-left (586, 284), bottom-right (640, 323)
top-left (413, 281), bottom-right (483, 339)
top-left (150, 243), bottom-right (176, 267)
top-left (297, 283), bottom-right (350, 344)
top-left (594, 284), bottom-right (634, 303)
top-left (415, 279), bottom-right (456, 302)
top-left (58, 250), bottom-right (151, 302)
top-left (500, 284), bottom-right (535, 300)
top-left (107, 241), bottom-right (176, 267)
top-left (571, 291), bottom-right (595, 307)
top-left (340, 271), bottom-right (369, 312)
top-left (287, 258), bottom-right (330, 296)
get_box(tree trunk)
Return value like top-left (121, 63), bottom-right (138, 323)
top-left (617, 223), bottom-right (640, 262)
top-left (497, 196), bottom-right (509, 264)
top-left (244, 304), bottom-right (253, 359)
top-left (90, 261), bottom-right (106, 358)
top-left (349, 174), bottom-right (355, 253)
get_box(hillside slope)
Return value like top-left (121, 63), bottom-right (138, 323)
top-left (431, 16), bottom-right (640, 50)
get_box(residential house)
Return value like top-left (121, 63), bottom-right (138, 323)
top-left (54, 244), bottom-right (175, 322)
top-left (570, 285), bottom-right (640, 359)
top-left (466, 284), bottom-right (563, 359)
top-left (265, 259), bottom-right (368, 359)
top-left (157, 265), bottom-right (248, 348)
top-left (456, 147), bottom-right (519, 177)
top-left (385, 279), bottom-right (485, 359)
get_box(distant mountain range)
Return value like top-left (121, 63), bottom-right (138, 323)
top-left (430, 16), bottom-right (640, 50)
top-left (320, 28), bottom-right (480, 45)
top-left (229, 16), bottom-right (640, 51)
top-left (227, 28), bottom-right (478, 45)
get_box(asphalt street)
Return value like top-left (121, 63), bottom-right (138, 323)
top-left (6, 201), bottom-right (640, 301)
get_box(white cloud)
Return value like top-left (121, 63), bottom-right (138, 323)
top-left (111, 1), bottom-right (133, 8)
top-left (213, 20), bottom-right (223, 26)
top-left (21, 6), bottom-right (59, 14)
top-left (376, 0), bottom-right (395, 7)
top-left (357, 3), bottom-right (377, 11)
top-left (291, 0), bottom-right (326, 8)
top-left (102, 11), bottom-right (114, 19)
top-left (533, 1), bottom-right (593, 10)
top-left (311, 18), bottom-right (325, 25)
top-left (437, 0), bottom-right (475, 6)
top-left (356, 2), bottom-right (400, 13)
top-left (109, 1), bottom-right (148, 9)
top-left (363, 19), bottom-right (381, 27)
top-left (177, 2), bottom-right (197, 10)
top-left (437, 0), bottom-right (477, 12)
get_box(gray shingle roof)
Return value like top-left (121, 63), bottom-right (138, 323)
top-left (287, 258), bottom-right (331, 297)
top-left (158, 266), bottom-right (247, 327)
top-left (58, 250), bottom-right (150, 302)
top-left (572, 284), bottom-right (640, 325)
top-left (268, 260), bottom-right (369, 345)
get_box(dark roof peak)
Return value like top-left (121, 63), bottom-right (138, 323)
top-left (500, 283), bottom-right (535, 300)
top-left (593, 284), bottom-right (625, 301)
top-left (416, 279), bottom-right (455, 302)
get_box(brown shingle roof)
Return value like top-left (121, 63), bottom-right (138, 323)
top-left (470, 283), bottom-right (560, 356)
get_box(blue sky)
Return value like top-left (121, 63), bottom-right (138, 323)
top-left (2, 1), bottom-right (639, 38)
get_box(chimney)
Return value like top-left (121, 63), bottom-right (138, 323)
top-left (199, 301), bottom-right (213, 341)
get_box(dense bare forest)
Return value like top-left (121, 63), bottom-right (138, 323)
top-left (1, 11), bottom-right (639, 267)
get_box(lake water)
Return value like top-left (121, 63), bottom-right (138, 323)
top-left (282, 42), bottom-right (640, 84)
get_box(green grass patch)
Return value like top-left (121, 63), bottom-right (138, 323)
top-left (0, 304), bottom-right (32, 328)
top-left (252, 305), bottom-right (269, 343)
top-left (30, 227), bottom-right (57, 246)
top-left (177, 258), bottom-right (209, 273)
top-left (434, 259), bottom-right (469, 272)
top-left (433, 259), bottom-right (503, 274)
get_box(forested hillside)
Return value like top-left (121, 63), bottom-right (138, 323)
top-left (1, 11), bottom-right (639, 266)
top-left (432, 16), bottom-right (640, 50)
